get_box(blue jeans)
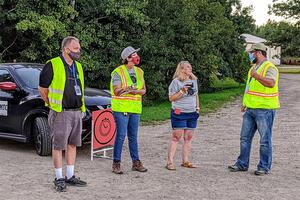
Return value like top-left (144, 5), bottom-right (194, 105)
top-left (235, 109), bottom-right (276, 172)
top-left (113, 112), bottom-right (140, 162)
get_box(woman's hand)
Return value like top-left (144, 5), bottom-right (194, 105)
top-left (181, 85), bottom-right (190, 94)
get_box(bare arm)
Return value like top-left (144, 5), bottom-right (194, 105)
top-left (38, 86), bottom-right (49, 104)
top-left (113, 84), bottom-right (128, 96)
top-left (130, 84), bottom-right (146, 96)
top-left (113, 83), bottom-right (146, 96)
top-left (196, 94), bottom-right (200, 113)
top-left (251, 68), bottom-right (275, 88)
top-left (169, 86), bottom-right (189, 102)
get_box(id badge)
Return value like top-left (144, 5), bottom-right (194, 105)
top-left (74, 85), bottom-right (82, 96)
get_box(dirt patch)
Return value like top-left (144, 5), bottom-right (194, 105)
top-left (0, 74), bottom-right (299, 200)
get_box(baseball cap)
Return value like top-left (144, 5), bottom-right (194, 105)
top-left (248, 43), bottom-right (267, 52)
top-left (121, 46), bottom-right (140, 60)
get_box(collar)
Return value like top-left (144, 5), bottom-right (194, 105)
top-left (255, 58), bottom-right (268, 69)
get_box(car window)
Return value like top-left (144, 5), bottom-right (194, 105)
top-left (0, 69), bottom-right (15, 83)
top-left (15, 67), bottom-right (41, 89)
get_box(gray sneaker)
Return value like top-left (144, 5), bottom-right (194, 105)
top-left (65, 176), bottom-right (87, 187)
top-left (228, 165), bottom-right (247, 172)
top-left (254, 170), bottom-right (269, 176)
top-left (54, 178), bottom-right (67, 192)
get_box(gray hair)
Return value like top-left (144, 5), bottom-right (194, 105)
top-left (61, 36), bottom-right (79, 51)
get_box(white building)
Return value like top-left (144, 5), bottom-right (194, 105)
top-left (240, 33), bottom-right (281, 65)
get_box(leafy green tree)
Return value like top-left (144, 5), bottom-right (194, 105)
top-left (256, 21), bottom-right (300, 57)
top-left (73, 0), bottom-right (149, 90)
top-left (0, 0), bottom-right (255, 103)
top-left (0, 0), bottom-right (18, 61)
top-left (10, 0), bottom-right (75, 62)
top-left (271, 0), bottom-right (300, 21)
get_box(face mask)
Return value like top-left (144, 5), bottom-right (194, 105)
top-left (69, 50), bottom-right (81, 61)
top-left (248, 52), bottom-right (257, 64)
top-left (131, 55), bottom-right (140, 65)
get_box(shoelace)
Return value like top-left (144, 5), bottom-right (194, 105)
top-left (56, 180), bottom-right (65, 188)
top-left (135, 161), bottom-right (143, 168)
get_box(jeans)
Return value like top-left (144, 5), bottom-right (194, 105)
top-left (113, 112), bottom-right (140, 162)
top-left (235, 108), bottom-right (276, 172)
top-left (170, 109), bottom-right (199, 129)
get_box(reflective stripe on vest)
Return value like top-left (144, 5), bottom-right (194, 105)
top-left (243, 60), bottom-right (280, 109)
top-left (246, 91), bottom-right (279, 97)
top-left (110, 65), bottom-right (144, 114)
top-left (47, 56), bottom-right (86, 113)
top-left (111, 96), bottom-right (142, 101)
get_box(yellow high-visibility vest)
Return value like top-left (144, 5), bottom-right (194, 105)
top-left (110, 65), bottom-right (144, 114)
top-left (243, 60), bottom-right (280, 109)
top-left (47, 56), bottom-right (86, 112)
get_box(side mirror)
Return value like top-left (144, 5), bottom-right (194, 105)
top-left (0, 82), bottom-right (17, 91)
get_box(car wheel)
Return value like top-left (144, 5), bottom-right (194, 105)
top-left (33, 116), bottom-right (51, 156)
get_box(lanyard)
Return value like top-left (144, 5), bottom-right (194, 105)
top-left (69, 62), bottom-right (78, 86)
top-left (61, 55), bottom-right (78, 86)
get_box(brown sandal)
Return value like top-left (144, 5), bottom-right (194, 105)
top-left (181, 162), bottom-right (197, 168)
top-left (165, 163), bottom-right (176, 170)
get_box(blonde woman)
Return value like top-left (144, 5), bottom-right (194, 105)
top-left (166, 61), bottom-right (199, 170)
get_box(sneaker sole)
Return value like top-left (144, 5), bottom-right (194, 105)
top-left (65, 183), bottom-right (87, 187)
top-left (112, 171), bottom-right (124, 174)
top-left (132, 168), bottom-right (148, 172)
top-left (54, 186), bottom-right (67, 192)
top-left (228, 166), bottom-right (247, 172)
top-left (254, 171), bottom-right (269, 176)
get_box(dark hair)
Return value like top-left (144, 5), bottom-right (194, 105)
top-left (261, 50), bottom-right (267, 57)
top-left (255, 49), bottom-right (267, 57)
top-left (122, 55), bottom-right (132, 64)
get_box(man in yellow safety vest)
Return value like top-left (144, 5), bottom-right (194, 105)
top-left (228, 43), bottom-right (280, 176)
top-left (39, 36), bottom-right (87, 192)
top-left (110, 46), bottom-right (147, 174)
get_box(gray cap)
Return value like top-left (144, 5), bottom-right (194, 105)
top-left (249, 43), bottom-right (267, 52)
top-left (121, 46), bottom-right (140, 60)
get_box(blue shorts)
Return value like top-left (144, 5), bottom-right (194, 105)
top-left (170, 109), bottom-right (199, 130)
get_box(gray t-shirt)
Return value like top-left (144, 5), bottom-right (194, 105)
top-left (168, 78), bottom-right (198, 113)
top-left (265, 67), bottom-right (277, 81)
top-left (112, 68), bottom-right (137, 87)
top-left (255, 60), bottom-right (277, 81)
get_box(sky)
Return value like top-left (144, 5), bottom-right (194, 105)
top-left (240, 0), bottom-right (286, 26)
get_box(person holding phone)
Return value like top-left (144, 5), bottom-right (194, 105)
top-left (166, 61), bottom-right (199, 170)
top-left (110, 46), bottom-right (147, 174)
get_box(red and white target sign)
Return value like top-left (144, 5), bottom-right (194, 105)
top-left (91, 109), bottom-right (116, 160)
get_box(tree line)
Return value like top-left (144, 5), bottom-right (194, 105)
top-left (1, 0), bottom-right (257, 103)
top-left (256, 0), bottom-right (300, 59)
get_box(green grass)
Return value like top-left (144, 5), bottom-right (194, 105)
top-left (278, 68), bottom-right (300, 74)
top-left (277, 65), bottom-right (300, 74)
top-left (210, 76), bottom-right (240, 89)
top-left (141, 85), bottom-right (244, 123)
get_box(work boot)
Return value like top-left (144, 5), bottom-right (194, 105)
top-left (112, 161), bottom-right (123, 174)
top-left (132, 160), bottom-right (147, 172)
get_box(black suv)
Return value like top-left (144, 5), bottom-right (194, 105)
top-left (0, 63), bottom-right (111, 156)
